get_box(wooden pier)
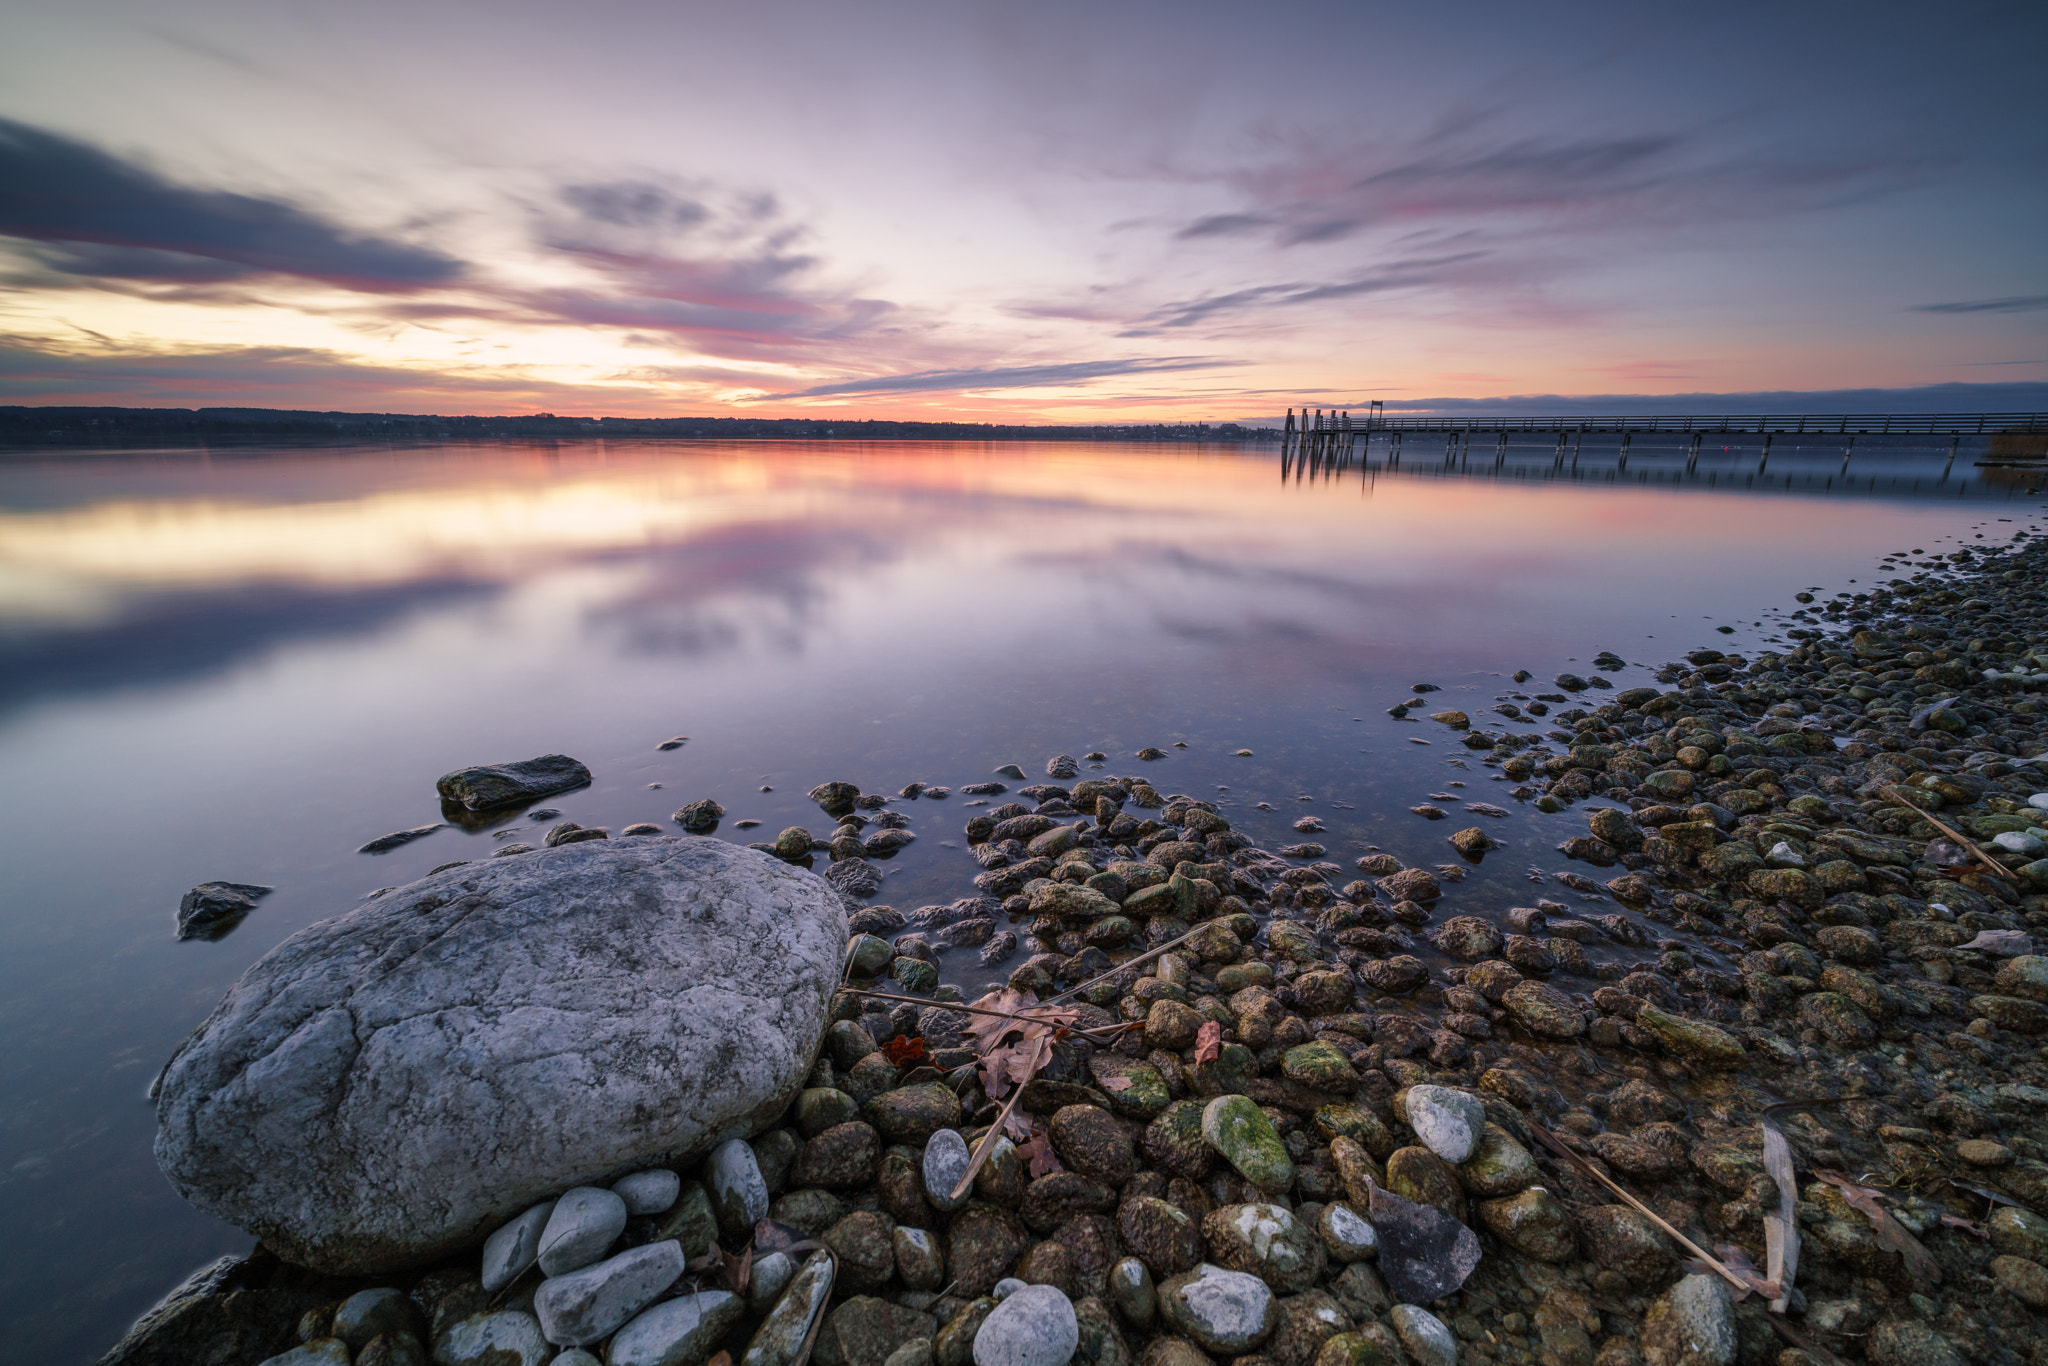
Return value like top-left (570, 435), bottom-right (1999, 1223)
top-left (1280, 404), bottom-right (2048, 475)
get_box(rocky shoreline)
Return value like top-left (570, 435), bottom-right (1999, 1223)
top-left (104, 534), bottom-right (2048, 1366)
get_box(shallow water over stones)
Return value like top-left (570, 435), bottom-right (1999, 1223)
top-left (1, 437), bottom-right (2043, 1360)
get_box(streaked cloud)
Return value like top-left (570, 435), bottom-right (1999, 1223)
top-left (772, 356), bottom-right (1233, 399)
top-left (1912, 295), bottom-right (2048, 315)
top-left (0, 117), bottom-right (461, 291)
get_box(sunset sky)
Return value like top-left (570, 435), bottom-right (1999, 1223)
top-left (2, 0), bottom-right (2043, 421)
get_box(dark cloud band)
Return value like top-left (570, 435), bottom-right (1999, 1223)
top-left (0, 118), bottom-right (461, 291)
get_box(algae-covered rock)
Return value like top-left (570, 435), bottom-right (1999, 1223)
top-left (1635, 1005), bottom-right (1746, 1068)
top-left (1202, 1095), bottom-right (1295, 1193)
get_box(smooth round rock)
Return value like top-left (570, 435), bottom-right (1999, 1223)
top-left (608, 1289), bottom-right (743, 1366)
top-left (611, 1170), bottom-right (680, 1216)
top-left (1111, 1257), bottom-right (1156, 1328)
top-left (748, 1251), bottom-right (797, 1315)
top-left (1157, 1264), bottom-right (1278, 1354)
top-left (332, 1288), bottom-right (422, 1351)
top-left (972, 1282), bottom-right (1080, 1366)
top-left (538, 1188), bottom-right (628, 1276)
top-left (1400, 1087), bottom-right (1484, 1165)
top-left (924, 1129), bottom-right (973, 1212)
top-left (1318, 1203), bottom-right (1378, 1261)
top-left (532, 1240), bottom-right (684, 1346)
top-left (484, 1200), bottom-right (556, 1292)
top-left (1643, 1273), bottom-right (1735, 1366)
top-left (708, 1138), bottom-right (769, 1236)
top-left (992, 1278), bottom-right (1029, 1300)
top-left (153, 837), bottom-right (848, 1274)
top-left (1390, 1306), bottom-right (1457, 1366)
top-left (1202, 1203), bottom-right (1325, 1293)
top-left (433, 1312), bottom-right (550, 1366)
top-left (1201, 1095), bottom-right (1295, 1192)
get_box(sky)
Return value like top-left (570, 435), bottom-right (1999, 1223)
top-left (0, 0), bottom-right (2044, 421)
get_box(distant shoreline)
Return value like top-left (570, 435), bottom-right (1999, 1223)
top-left (0, 406), bottom-right (1282, 449)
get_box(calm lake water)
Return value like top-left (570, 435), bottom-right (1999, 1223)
top-left (0, 437), bottom-right (2038, 1359)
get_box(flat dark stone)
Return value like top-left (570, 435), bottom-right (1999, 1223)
top-left (435, 754), bottom-right (591, 810)
top-left (357, 823), bottom-right (443, 854)
top-left (176, 882), bottom-right (274, 941)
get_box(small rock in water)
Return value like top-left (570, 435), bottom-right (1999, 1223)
top-left (533, 1240), bottom-right (686, 1346)
top-left (657, 735), bottom-right (689, 750)
top-left (1390, 1305), bottom-right (1458, 1366)
top-left (995, 764), bottom-right (1027, 779)
top-left (527, 808), bottom-right (560, 820)
top-left (924, 1128), bottom-right (972, 1212)
top-left (357, 825), bottom-right (443, 854)
top-left (1046, 754), bottom-right (1079, 779)
top-left (482, 1199), bottom-right (556, 1291)
top-left (1642, 1273), bottom-right (1735, 1366)
top-left (972, 1282), bottom-right (1078, 1366)
top-left (606, 1287), bottom-right (741, 1366)
top-left (827, 857), bottom-right (884, 900)
top-left (1400, 1085), bottom-right (1485, 1165)
top-left (437, 755), bottom-right (592, 811)
top-left (619, 823), bottom-right (663, 837)
top-left (537, 1186), bottom-right (628, 1275)
top-left (612, 1169), bottom-right (680, 1215)
top-left (1363, 1178), bottom-right (1481, 1304)
top-left (543, 821), bottom-right (607, 847)
top-left (176, 881), bottom-right (274, 940)
top-left (491, 843), bottom-right (535, 857)
top-left (672, 799), bottom-right (725, 832)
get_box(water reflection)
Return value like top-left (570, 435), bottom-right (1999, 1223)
top-left (0, 438), bottom-right (2040, 1361)
top-left (1280, 430), bottom-right (2040, 500)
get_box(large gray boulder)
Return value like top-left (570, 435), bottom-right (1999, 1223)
top-left (154, 837), bottom-right (845, 1275)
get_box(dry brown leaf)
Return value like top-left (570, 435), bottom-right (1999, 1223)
top-left (968, 989), bottom-right (1080, 1100)
top-left (1194, 1020), bottom-right (1222, 1066)
top-left (1814, 1169), bottom-right (1942, 1285)
top-left (1100, 1075), bottom-right (1135, 1092)
top-left (1939, 1213), bottom-right (1988, 1239)
top-left (1018, 1127), bottom-right (1064, 1178)
top-left (708, 1354), bottom-right (732, 1366)
top-left (1760, 1116), bottom-right (1800, 1314)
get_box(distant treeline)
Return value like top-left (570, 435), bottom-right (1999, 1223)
top-left (0, 406), bottom-right (1281, 446)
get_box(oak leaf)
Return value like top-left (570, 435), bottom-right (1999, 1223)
top-left (1814, 1169), bottom-right (1941, 1285)
top-left (1194, 1020), bottom-right (1223, 1066)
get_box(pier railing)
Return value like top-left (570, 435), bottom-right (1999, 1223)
top-left (1283, 409), bottom-right (2046, 437)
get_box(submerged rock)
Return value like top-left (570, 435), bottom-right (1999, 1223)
top-left (153, 836), bottom-right (846, 1274)
top-left (176, 881), bottom-right (274, 940)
